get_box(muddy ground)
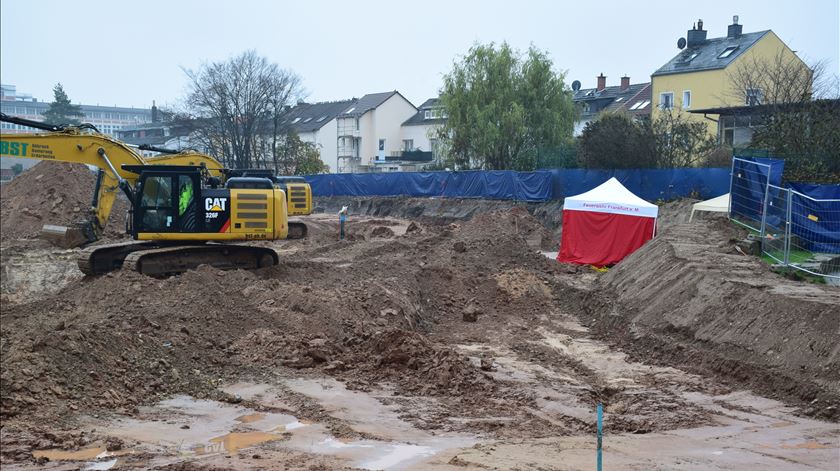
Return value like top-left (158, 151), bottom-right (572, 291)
top-left (1, 163), bottom-right (838, 470)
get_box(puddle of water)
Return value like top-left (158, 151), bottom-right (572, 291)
top-left (197, 431), bottom-right (283, 454)
top-left (282, 420), bottom-right (308, 431)
top-left (360, 444), bottom-right (436, 470)
top-left (85, 458), bottom-right (118, 470)
top-left (90, 385), bottom-right (477, 470)
top-left (32, 446), bottom-right (106, 461)
top-left (235, 413), bottom-right (265, 423)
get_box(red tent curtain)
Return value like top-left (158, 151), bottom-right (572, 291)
top-left (558, 210), bottom-right (655, 266)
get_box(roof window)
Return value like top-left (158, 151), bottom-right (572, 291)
top-left (303, 117), bottom-right (312, 123)
top-left (316, 115), bottom-right (327, 122)
top-left (344, 107), bottom-right (355, 114)
top-left (291, 117), bottom-right (301, 124)
top-left (718, 46), bottom-right (739, 58)
top-left (629, 101), bottom-right (643, 110)
top-left (682, 52), bottom-right (699, 63)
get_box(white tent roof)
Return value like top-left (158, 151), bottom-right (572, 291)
top-left (689, 193), bottom-right (730, 222)
top-left (564, 177), bottom-right (658, 218)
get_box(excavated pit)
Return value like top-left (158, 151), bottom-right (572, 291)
top-left (1, 163), bottom-right (838, 470)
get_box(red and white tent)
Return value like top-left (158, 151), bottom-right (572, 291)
top-left (557, 177), bottom-right (658, 266)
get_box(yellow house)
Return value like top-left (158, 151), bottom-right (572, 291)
top-left (651, 16), bottom-right (808, 138)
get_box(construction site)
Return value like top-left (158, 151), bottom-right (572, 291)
top-left (0, 157), bottom-right (838, 470)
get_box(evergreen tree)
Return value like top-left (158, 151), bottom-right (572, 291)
top-left (42, 83), bottom-right (84, 125)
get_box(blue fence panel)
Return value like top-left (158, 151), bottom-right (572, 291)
top-left (788, 183), bottom-right (840, 254)
top-left (305, 167), bottom-right (730, 202)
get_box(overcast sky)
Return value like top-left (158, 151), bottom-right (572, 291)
top-left (2, 0), bottom-right (838, 110)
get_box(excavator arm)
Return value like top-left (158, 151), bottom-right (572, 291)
top-left (1, 113), bottom-right (147, 246)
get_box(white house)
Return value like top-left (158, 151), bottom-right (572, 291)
top-left (335, 91), bottom-right (417, 173)
top-left (399, 98), bottom-right (446, 170)
top-left (280, 99), bottom-right (356, 172)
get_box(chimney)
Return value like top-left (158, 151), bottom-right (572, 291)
top-left (620, 75), bottom-right (630, 91)
top-left (151, 100), bottom-right (159, 123)
top-left (596, 73), bottom-right (606, 91)
top-left (728, 15), bottom-right (743, 38)
top-left (686, 18), bottom-right (707, 47)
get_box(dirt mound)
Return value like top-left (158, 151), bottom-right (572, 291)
top-left (0, 162), bottom-right (128, 242)
top-left (1, 213), bottom-right (561, 433)
top-left (583, 222), bottom-right (840, 420)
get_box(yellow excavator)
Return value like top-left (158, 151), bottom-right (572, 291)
top-left (0, 113), bottom-right (313, 276)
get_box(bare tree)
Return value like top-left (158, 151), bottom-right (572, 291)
top-left (724, 51), bottom-right (840, 181)
top-left (725, 50), bottom-right (822, 106)
top-left (183, 50), bottom-right (302, 169)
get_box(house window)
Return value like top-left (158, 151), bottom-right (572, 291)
top-left (746, 88), bottom-right (763, 106)
top-left (424, 110), bottom-right (431, 119)
top-left (682, 91), bottom-right (691, 109)
top-left (355, 118), bottom-right (360, 130)
top-left (659, 92), bottom-right (674, 110)
top-left (403, 139), bottom-right (414, 151)
top-left (718, 46), bottom-right (739, 59)
top-left (378, 139), bottom-right (385, 151)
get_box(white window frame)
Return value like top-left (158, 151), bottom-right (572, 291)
top-left (424, 110), bottom-right (431, 119)
top-left (403, 139), bottom-right (414, 152)
top-left (682, 90), bottom-right (691, 109)
top-left (745, 88), bottom-right (763, 106)
top-left (659, 92), bottom-right (674, 110)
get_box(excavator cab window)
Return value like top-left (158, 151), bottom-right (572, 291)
top-left (139, 175), bottom-right (175, 232)
top-left (135, 170), bottom-right (203, 235)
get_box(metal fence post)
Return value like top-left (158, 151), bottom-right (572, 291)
top-left (759, 179), bottom-right (770, 242)
top-left (728, 157), bottom-right (736, 218)
top-left (784, 189), bottom-right (792, 266)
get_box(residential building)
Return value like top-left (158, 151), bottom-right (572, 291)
top-left (278, 99), bottom-right (357, 172)
top-left (0, 84), bottom-right (152, 137)
top-left (398, 98), bottom-right (446, 170)
top-left (651, 16), bottom-right (807, 136)
top-left (335, 91), bottom-right (417, 173)
top-left (572, 75), bottom-right (651, 135)
top-left (688, 99), bottom-right (840, 147)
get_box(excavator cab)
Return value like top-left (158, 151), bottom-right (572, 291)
top-left (124, 165), bottom-right (203, 236)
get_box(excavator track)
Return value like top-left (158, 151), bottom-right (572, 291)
top-left (78, 240), bottom-right (157, 275)
top-left (122, 244), bottom-right (278, 277)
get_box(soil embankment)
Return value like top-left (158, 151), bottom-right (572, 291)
top-left (583, 219), bottom-right (840, 420)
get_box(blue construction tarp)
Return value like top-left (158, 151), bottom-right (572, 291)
top-left (788, 183), bottom-right (840, 253)
top-left (305, 167), bottom-right (730, 202)
top-left (730, 157), bottom-right (785, 225)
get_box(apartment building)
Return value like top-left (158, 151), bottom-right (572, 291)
top-left (0, 84), bottom-right (152, 137)
top-left (335, 91), bottom-right (417, 173)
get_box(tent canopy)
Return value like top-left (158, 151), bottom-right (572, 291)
top-left (558, 177), bottom-right (658, 266)
top-left (689, 193), bottom-right (730, 222)
top-left (564, 177), bottom-right (658, 218)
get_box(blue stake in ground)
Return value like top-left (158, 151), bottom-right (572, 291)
top-left (597, 403), bottom-right (603, 471)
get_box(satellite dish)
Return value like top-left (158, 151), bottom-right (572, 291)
top-left (677, 37), bottom-right (687, 49)
top-left (572, 80), bottom-right (581, 91)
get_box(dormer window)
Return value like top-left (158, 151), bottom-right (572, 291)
top-left (424, 110), bottom-right (431, 119)
top-left (718, 46), bottom-right (739, 58)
